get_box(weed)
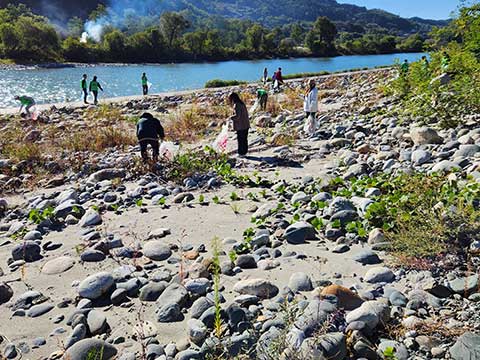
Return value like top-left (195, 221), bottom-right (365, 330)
top-left (211, 237), bottom-right (223, 339)
top-left (229, 192), bottom-right (240, 201)
top-left (28, 206), bottom-right (55, 224)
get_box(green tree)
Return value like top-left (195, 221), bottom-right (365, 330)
top-left (305, 16), bottom-right (337, 55)
top-left (89, 4), bottom-right (108, 21)
top-left (246, 24), bottom-right (264, 53)
top-left (183, 30), bottom-right (207, 59)
top-left (160, 12), bottom-right (189, 48)
top-left (290, 23), bottom-right (304, 45)
top-left (103, 30), bottom-right (127, 60)
top-left (67, 17), bottom-right (84, 38)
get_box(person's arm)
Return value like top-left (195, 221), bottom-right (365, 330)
top-left (99, 83), bottom-right (103, 91)
top-left (89, 83), bottom-right (92, 92)
top-left (156, 120), bottom-right (165, 140)
top-left (229, 104), bottom-right (239, 122)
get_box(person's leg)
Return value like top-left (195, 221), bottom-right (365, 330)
top-left (237, 129), bottom-right (248, 156)
top-left (139, 140), bottom-right (149, 162)
top-left (151, 140), bottom-right (159, 162)
top-left (93, 91), bottom-right (98, 104)
top-left (145, 85), bottom-right (149, 95)
top-left (25, 104), bottom-right (33, 117)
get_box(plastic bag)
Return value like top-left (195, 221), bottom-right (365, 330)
top-left (212, 124), bottom-right (229, 152)
top-left (159, 141), bottom-right (179, 161)
top-left (250, 99), bottom-right (260, 114)
top-left (303, 114), bottom-right (318, 136)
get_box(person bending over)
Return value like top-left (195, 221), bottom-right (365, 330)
top-left (136, 112), bottom-right (165, 163)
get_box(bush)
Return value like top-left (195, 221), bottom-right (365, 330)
top-left (205, 79), bottom-right (247, 88)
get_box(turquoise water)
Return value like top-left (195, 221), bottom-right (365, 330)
top-left (0, 52), bottom-right (425, 108)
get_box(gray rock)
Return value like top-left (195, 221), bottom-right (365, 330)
top-left (173, 192), bottom-right (194, 203)
top-left (176, 349), bottom-right (202, 360)
top-left (26, 303), bottom-right (54, 317)
top-left (79, 209), bottom-right (102, 227)
top-left (80, 249), bottom-right (106, 262)
top-left (449, 274), bottom-right (479, 296)
top-left (410, 127), bottom-right (443, 145)
top-left (78, 272), bottom-right (114, 300)
top-left (327, 197), bottom-right (355, 216)
top-left (454, 144), bottom-right (480, 158)
top-left (364, 267), bottom-right (395, 283)
top-left (11, 241), bottom-right (41, 262)
top-left (88, 168), bottom-right (126, 183)
top-left (143, 241), bottom-right (172, 261)
top-left (63, 339), bottom-right (117, 360)
top-left (0, 282), bottom-right (13, 305)
top-left (3, 343), bottom-right (17, 359)
top-left (233, 279), bottom-right (279, 299)
top-left (156, 283), bottom-right (188, 307)
top-left (157, 303), bottom-right (183, 322)
top-left (301, 332), bottom-right (346, 360)
top-left (188, 318), bottom-right (207, 346)
top-left (65, 324), bottom-right (87, 349)
top-left (146, 344), bottom-right (165, 358)
top-left (190, 297), bottom-right (214, 319)
top-left (184, 278), bottom-right (210, 296)
top-left (235, 254), bottom-right (257, 269)
top-left (139, 282), bottom-right (167, 301)
top-left (284, 221), bottom-right (316, 244)
top-left (42, 256), bottom-right (75, 274)
top-left (23, 230), bottom-right (42, 240)
top-left (288, 272), bottom-right (313, 292)
top-left (411, 149), bottom-right (432, 165)
top-left (389, 290), bottom-right (407, 307)
top-left (345, 300), bottom-right (390, 331)
top-left (291, 191), bottom-right (311, 204)
top-left (353, 250), bottom-right (381, 265)
top-left (378, 340), bottom-right (409, 360)
top-left (449, 332), bottom-right (480, 360)
top-left (431, 160), bottom-right (459, 173)
top-left (87, 310), bottom-right (108, 335)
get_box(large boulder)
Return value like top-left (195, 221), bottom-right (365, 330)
top-left (410, 127), bottom-right (443, 145)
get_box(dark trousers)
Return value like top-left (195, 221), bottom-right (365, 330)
top-left (139, 139), bottom-right (159, 162)
top-left (143, 85), bottom-right (148, 95)
top-left (259, 94), bottom-right (268, 110)
top-left (92, 91), bottom-right (98, 104)
top-left (83, 89), bottom-right (88, 103)
top-left (306, 112), bottom-right (317, 118)
top-left (236, 129), bottom-right (249, 156)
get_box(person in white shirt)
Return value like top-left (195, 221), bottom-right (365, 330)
top-left (303, 79), bottom-right (318, 117)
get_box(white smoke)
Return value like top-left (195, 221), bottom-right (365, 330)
top-left (84, 20), bottom-right (106, 42)
top-left (80, 32), bottom-right (89, 43)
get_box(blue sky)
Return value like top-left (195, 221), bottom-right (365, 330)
top-left (337, 0), bottom-right (461, 20)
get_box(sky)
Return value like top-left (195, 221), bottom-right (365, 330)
top-left (337, 0), bottom-right (461, 20)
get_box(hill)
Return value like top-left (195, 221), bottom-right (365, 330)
top-left (0, 0), bottom-right (448, 33)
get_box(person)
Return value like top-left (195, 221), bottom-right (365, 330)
top-left (303, 79), bottom-right (318, 119)
top-left (228, 92), bottom-right (250, 157)
top-left (441, 51), bottom-right (450, 72)
top-left (81, 74), bottom-right (88, 104)
top-left (257, 88), bottom-right (268, 111)
top-left (276, 67), bottom-right (284, 85)
top-left (136, 112), bottom-right (165, 163)
top-left (15, 95), bottom-right (35, 118)
top-left (262, 67), bottom-right (268, 84)
top-left (89, 76), bottom-right (103, 105)
top-left (400, 59), bottom-right (409, 76)
top-left (142, 73), bottom-right (148, 95)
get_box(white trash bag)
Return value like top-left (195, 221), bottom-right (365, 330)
top-left (303, 114), bottom-right (318, 136)
top-left (159, 141), bottom-right (179, 161)
top-left (249, 99), bottom-right (260, 114)
top-left (212, 123), bottom-right (229, 152)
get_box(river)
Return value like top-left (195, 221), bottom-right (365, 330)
top-left (0, 52), bottom-right (426, 108)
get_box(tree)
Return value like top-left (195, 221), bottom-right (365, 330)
top-left (183, 30), bottom-right (207, 59)
top-left (103, 30), bottom-right (126, 59)
top-left (160, 12), bottom-right (189, 48)
top-left (67, 17), bottom-right (84, 38)
top-left (306, 16), bottom-right (337, 55)
top-left (290, 23), bottom-right (304, 45)
top-left (89, 4), bottom-right (108, 21)
top-left (0, 23), bottom-right (20, 58)
top-left (246, 24), bottom-right (264, 53)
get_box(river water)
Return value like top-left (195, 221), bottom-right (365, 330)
top-left (0, 52), bottom-right (425, 109)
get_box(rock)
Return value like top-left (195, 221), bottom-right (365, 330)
top-left (233, 279), bottom-right (279, 299)
top-left (432, 160), bottom-right (458, 173)
top-left (78, 272), bottom-right (114, 300)
top-left (42, 256), bottom-right (75, 274)
top-left (430, 72), bottom-right (451, 86)
top-left (364, 267), bottom-right (395, 283)
top-left (450, 332), bottom-right (480, 360)
top-left (454, 144), bottom-right (480, 158)
top-left (3, 344), bottom-right (17, 359)
top-left (301, 332), bottom-right (347, 360)
top-left (79, 209), bottom-right (102, 227)
top-left (143, 241), bottom-right (172, 261)
top-left (190, 297), bottom-right (214, 319)
top-left (11, 241), bottom-right (41, 262)
top-left (147, 228), bottom-right (171, 239)
top-left (288, 272), bottom-right (313, 292)
top-left (284, 221), bottom-right (316, 244)
top-left (88, 169), bottom-right (126, 183)
top-left (27, 303), bottom-right (54, 317)
top-left (253, 203), bottom-right (277, 220)
top-left (0, 282), bottom-right (13, 305)
top-left (63, 339), bottom-right (117, 360)
top-left (65, 324), bottom-right (87, 349)
top-left (235, 254), bottom-right (257, 269)
top-left (185, 278), bottom-right (210, 296)
top-left (368, 228), bottom-right (385, 244)
top-left (157, 303), bottom-right (183, 322)
top-left (291, 191), bottom-right (311, 204)
top-left (410, 127), bottom-right (443, 145)
top-left (353, 250), bottom-right (381, 265)
top-left (389, 290), bottom-right (407, 307)
top-left (87, 310), bottom-right (108, 335)
top-left (449, 274), bottom-right (479, 296)
top-left (188, 319), bottom-right (207, 346)
top-left (320, 285), bottom-right (363, 310)
top-left (378, 340), bottom-right (409, 360)
top-left (345, 300), bottom-right (390, 330)
top-left (139, 282), bottom-right (167, 301)
top-left (80, 250), bottom-right (106, 262)
top-left (23, 230), bottom-right (42, 240)
top-left (173, 193), bottom-right (194, 203)
top-left (146, 344), bottom-right (165, 359)
top-left (411, 149), bottom-right (432, 165)
top-left (156, 283), bottom-right (188, 307)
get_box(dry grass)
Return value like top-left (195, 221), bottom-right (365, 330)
top-left (61, 125), bottom-right (136, 152)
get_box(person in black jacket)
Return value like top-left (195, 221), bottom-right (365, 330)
top-left (136, 112), bottom-right (165, 163)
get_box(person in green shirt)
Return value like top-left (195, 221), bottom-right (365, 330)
top-left (257, 88), bottom-right (268, 111)
top-left (81, 74), bottom-right (88, 104)
top-left (89, 76), bottom-right (103, 105)
top-left (142, 73), bottom-right (148, 95)
top-left (400, 59), bottom-right (409, 76)
top-left (14, 95), bottom-right (35, 118)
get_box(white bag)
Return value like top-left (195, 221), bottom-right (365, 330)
top-left (250, 99), bottom-right (260, 114)
top-left (212, 124), bottom-right (229, 152)
top-left (159, 141), bottom-right (179, 161)
top-left (303, 114), bottom-right (318, 136)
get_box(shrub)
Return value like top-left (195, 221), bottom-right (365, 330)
top-left (205, 79), bottom-right (247, 88)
